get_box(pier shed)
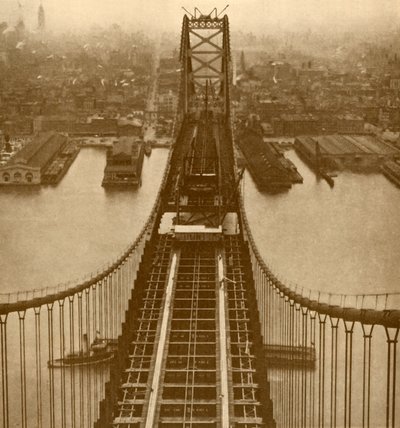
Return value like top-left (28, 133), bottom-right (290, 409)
top-left (102, 137), bottom-right (144, 187)
top-left (0, 132), bottom-right (68, 185)
top-left (295, 134), bottom-right (400, 171)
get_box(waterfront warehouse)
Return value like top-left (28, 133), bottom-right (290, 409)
top-left (102, 137), bottom-right (144, 187)
top-left (0, 132), bottom-right (68, 185)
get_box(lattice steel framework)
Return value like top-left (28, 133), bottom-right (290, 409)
top-left (180, 8), bottom-right (231, 116)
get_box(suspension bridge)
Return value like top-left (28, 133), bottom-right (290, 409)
top-left (1, 8), bottom-right (399, 428)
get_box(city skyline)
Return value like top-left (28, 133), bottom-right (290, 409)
top-left (0, 0), bottom-right (399, 34)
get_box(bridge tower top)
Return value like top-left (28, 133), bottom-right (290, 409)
top-left (179, 7), bottom-right (231, 117)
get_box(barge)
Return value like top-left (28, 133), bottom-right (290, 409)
top-left (238, 128), bottom-right (302, 192)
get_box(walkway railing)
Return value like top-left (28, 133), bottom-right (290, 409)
top-left (0, 145), bottom-right (173, 428)
top-left (239, 193), bottom-right (400, 428)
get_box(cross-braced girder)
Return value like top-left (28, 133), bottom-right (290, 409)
top-left (180, 11), bottom-right (231, 116)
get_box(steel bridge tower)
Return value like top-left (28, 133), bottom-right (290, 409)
top-left (97, 8), bottom-right (276, 427)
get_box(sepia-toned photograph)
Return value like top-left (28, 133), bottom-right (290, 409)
top-left (0, 1), bottom-right (399, 427)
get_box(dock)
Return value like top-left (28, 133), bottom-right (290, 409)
top-left (102, 137), bottom-right (144, 187)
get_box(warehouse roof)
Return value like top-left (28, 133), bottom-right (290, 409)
top-left (296, 135), bottom-right (400, 157)
top-left (11, 132), bottom-right (68, 168)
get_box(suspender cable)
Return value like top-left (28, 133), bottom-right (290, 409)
top-left (277, 292), bottom-right (281, 425)
top-left (68, 296), bottom-right (76, 428)
top-left (267, 280), bottom-right (271, 349)
top-left (47, 303), bottom-right (55, 428)
top-left (85, 288), bottom-right (92, 427)
top-left (282, 293), bottom-right (286, 423)
top-left (58, 300), bottom-right (66, 428)
top-left (34, 307), bottom-right (43, 428)
top-left (18, 310), bottom-right (27, 428)
top-left (271, 284), bottom-right (277, 419)
top-left (284, 296), bottom-right (290, 428)
top-left (114, 270), bottom-right (118, 338)
top-left (263, 276), bottom-right (267, 344)
top-left (284, 294), bottom-right (288, 426)
top-left (289, 300), bottom-right (294, 428)
top-left (302, 307), bottom-right (308, 428)
top-left (119, 266), bottom-right (123, 329)
top-left (0, 314), bottom-right (9, 428)
top-left (99, 280), bottom-right (105, 401)
top-left (125, 257), bottom-right (129, 305)
top-left (77, 292), bottom-right (84, 427)
top-left (99, 281), bottom-right (103, 341)
top-left (361, 324), bottom-right (374, 428)
top-left (109, 274), bottom-right (114, 339)
top-left (330, 317), bottom-right (339, 428)
top-left (385, 327), bottom-right (399, 428)
top-left (92, 284), bottom-right (98, 421)
top-left (309, 311), bottom-right (317, 428)
top-left (92, 285), bottom-right (97, 347)
top-left (117, 267), bottom-right (120, 334)
top-left (343, 321), bottom-right (355, 428)
top-left (318, 313), bottom-right (327, 428)
top-left (121, 262), bottom-right (126, 321)
top-left (105, 276), bottom-right (109, 341)
top-left (295, 304), bottom-right (301, 427)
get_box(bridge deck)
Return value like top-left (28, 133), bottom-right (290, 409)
top-left (111, 234), bottom-right (270, 427)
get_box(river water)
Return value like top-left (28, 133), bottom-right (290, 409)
top-left (243, 149), bottom-right (400, 297)
top-left (0, 146), bottom-right (399, 296)
top-left (0, 144), bottom-right (398, 428)
top-left (0, 147), bottom-right (169, 294)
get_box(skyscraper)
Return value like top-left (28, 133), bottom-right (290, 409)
top-left (38, 2), bottom-right (45, 32)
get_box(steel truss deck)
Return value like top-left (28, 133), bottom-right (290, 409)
top-left (112, 235), bottom-right (270, 427)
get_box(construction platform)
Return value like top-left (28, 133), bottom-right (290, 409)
top-left (110, 234), bottom-right (273, 427)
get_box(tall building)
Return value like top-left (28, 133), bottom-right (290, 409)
top-left (15, 1), bottom-right (25, 37)
top-left (240, 50), bottom-right (246, 73)
top-left (38, 2), bottom-right (45, 32)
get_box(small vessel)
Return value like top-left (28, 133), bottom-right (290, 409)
top-left (144, 140), bottom-right (152, 157)
top-left (48, 333), bottom-right (117, 368)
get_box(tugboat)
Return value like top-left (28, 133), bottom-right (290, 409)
top-left (144, 140), bottom-right (152, 157)
top-left (48, 333), bottom-right (117, 368)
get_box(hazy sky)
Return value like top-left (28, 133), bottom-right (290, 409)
top-left (1, 0), bottom-right (399, 34)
